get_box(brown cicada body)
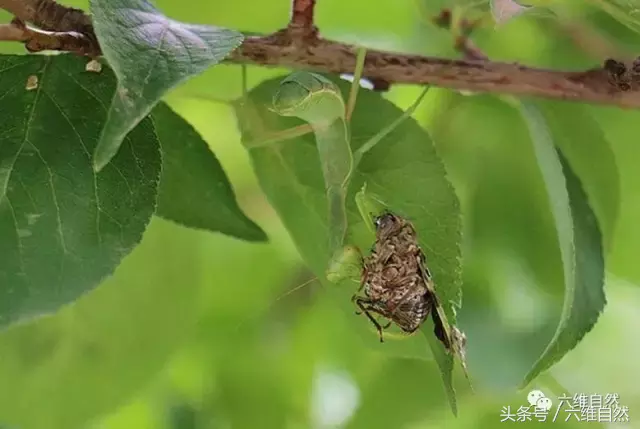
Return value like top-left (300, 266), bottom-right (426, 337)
top-left (352, 211), bottom-right (452, 348)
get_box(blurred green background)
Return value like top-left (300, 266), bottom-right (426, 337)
top-left (1, 0), bottom-right (639, 428)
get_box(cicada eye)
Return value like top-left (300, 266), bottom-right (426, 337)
top-left (374, 212), bottom-right (395, 229)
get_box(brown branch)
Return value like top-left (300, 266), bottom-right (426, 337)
top-left (1, 0), bottom-right (639, 108)
top-left (0, 0), bottom-right (100, 55)
top-left (289, 0), bottom-right (316, 34)
top-left (277, 0), bottom-right (318, 44)
top-left (229, 29), bottom-right (640, 108)
top-left (284, 0), bottom-right (390, 91)
top-left (0, 18), bottom-right (97, 55)
top-left (1, 0), bottom-right (94, 34)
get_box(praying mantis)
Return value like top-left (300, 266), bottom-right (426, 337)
top-left (265, 49), bottom-right (460, 336)
top-left (236, 47), bottom-right (470, 410)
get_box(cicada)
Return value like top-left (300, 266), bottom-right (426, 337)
top-left (352, 211), bottom-right (453, 348)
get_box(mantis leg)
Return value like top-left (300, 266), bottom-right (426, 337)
top-left (354, 183), bottom-right (390, 237)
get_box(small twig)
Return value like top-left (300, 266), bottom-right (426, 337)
top-left (0, 18), bottom-right (97, 55)
top-left (454, 35), bottom-right (487, 62)
top-left (287, 0), bottom-right (318, 43)
top-left (1, 0), bottom-right (94, 34)
top-left (0, 0), bottom-right (100, 55)
top-left (434, 9), bottom-right (487, 61)
top-left (0, 20), bottom-right (24, 41)
top-left (289, 0), bottom-right (315, 30)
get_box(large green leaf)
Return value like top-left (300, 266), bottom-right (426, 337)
top-left (90, 0), bottom-right (243, 170)
top-left (519, 101), bottom-right (606, 387)
top-left (235, 76), bottom-right (463, 413)
top-left (426, 93), bottom-right (565, 391)
top-left (0, 54), bottom-right (160, 329)
top-left (426, 93), bottom-right (615, 391)
top-left (152, 102), bottom-right (266, 241)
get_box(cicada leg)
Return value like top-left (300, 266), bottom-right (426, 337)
top-left (353, 296), bottom-right (394, 342)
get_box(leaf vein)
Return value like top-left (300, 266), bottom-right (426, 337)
top-left (28, 140), bottom-right (68, 255)
top-left (3, 174), bottom-right (26, 276)
top-left (42, 89), bottom-right (103, 247)
top-left (139, 22), bottom-right (170, 92)
top-left (55, 66), bottom-right (110, 110)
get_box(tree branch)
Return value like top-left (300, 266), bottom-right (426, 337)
top-left (0, 18), bottom-right (97, 55)
top-left (1, 0), bottom-right (94, 34)
top-left (228, 32), bottom-right (640, 108)
top-left (1, 0), bottom-right (639, 108)
top-left (0, 0), bottom-right (100, 55)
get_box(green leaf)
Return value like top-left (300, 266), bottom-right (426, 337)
top-left (529, 100), bottom-right (619, 252)
top-left (151, 102), bottom-right (266, 241)
top-left (427, 94), bottom-right (568, 391)
top-left (90, 0), bottom-right (244, 171)
top-left (0, 54), bottom-right (160, 329)
top-left (519, 101), bottom-right (606, 387)
top-left (235, 75), bottom-right (463, 413)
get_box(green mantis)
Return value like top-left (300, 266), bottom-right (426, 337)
top-left (237, 48), bottom-right (468, 414)
top-left (271, 71), bottom-right (354, 254)
top-left (263, 48), bottom-right (467, 361)
top-left (257, 47), bottom-right (458, 331)
top-left (269, 49), bottom-right (432, 263)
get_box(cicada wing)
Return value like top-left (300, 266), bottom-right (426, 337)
top-left (430, 300), bottom-right (452, 350)
top-left (418, 257), bottom-right (454, 350)
top-left (392, 290), bottom-right (431, 333)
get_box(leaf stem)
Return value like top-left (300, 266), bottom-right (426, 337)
top-left (346, 47), bottom-right (367, 122)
